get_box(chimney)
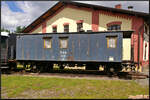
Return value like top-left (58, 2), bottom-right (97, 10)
top-left (128, 6), bottom-right (133, 10)
top-left (115, 4), bottom-right (122, 9)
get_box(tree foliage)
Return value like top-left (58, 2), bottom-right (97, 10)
top-left (1, 26), bottom-right (26, 34)
top-left (14, 26), bottom-right (26, 33)
top-left (1, 27), bottom-right (10, 33)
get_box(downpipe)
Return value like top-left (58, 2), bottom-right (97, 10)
top-left (138, 24), bottom-right (144, 72)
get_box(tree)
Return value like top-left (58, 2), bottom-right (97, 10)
top-left (1, 27), bottom-right (10, 33)
top-left (14, 26), bottom-right (26, 33)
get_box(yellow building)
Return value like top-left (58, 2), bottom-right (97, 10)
top-left (23, 1), bottom-right (149, 68)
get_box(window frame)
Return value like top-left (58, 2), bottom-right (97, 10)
top-left (144, 43), bottom-right (148, 61)
top-left (76, 20), bottom-right (83, 32)
top-left (107, 21), bottom-right (122, 31)
top-left (106, 36), bottom-right (117, 48)
top-left (52, 27), bottom-right (57, 33)
top-left (59, 37), bottom-right (68, 49)
top-left (77, 23), bottom-right (83, 32)
top-left (64, 25), bottom-right (69, 33)
top-left (43, 37), bottom-right (52, 49)
top-left (107, 24), bottom-right (121, 31)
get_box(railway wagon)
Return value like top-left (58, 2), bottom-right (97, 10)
top-left (16, 31), bottom-right (133, 73)
top-left (1, 32), bottom-right (17, 71)
top-left (1, 32), bottom-right (9, 68)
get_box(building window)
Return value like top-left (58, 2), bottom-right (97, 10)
top-left (144, 26), bottom-right (147, 34)
top-left (64, 25), bottom-right (69, 33)
top-left (106, 37), bottom-right (117, 48)
top-left (107, 21), bottom-right (122, 31)
top-left (77, 23), bottom-right (83, 32)
top-left (52, 25), bottom-right (57, 33)
top-left (144, 44), bottom-right (147, 60)
top-left (107, 25), bottom-right (121, 31)
top-left (63, 23), bottom-right (69, 33)
top-left (76, 20), bottom-right (83, 32)
top-left (59, 37), bottom-right (68, 49)
top-left (144, 25), bottom-right (149, 35)
top-left (144, 42), bottom-right (148, 61)
top-left (43, 37), bottom-right (52, 48)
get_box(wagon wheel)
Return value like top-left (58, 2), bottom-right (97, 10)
top-left (113, 64), bottom-right (122, 74)
top-left (36, 65), bottom-right (41, 73)
top-left (31, 65), bottom-right (38, 73)
top-left (48, 64), bottom-right (53, 71)
top-left (35, 64), bottom-right (44, 73)
top-left (23, 63), bottom-right (28, 71)
top-left (104, 65), bottom-right (110, 73)
top-left (60, 64), bottom-right (64, 70)
top-left (104, 65), bottom-right (114, 76)
top-left (85, 64), bottom-right (92, 70)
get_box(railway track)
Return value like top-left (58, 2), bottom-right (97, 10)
top-left (2, 69), bottom-right (149, 80)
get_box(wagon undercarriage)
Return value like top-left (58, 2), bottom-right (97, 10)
top-left (14, 60), bottom-right (136, 75)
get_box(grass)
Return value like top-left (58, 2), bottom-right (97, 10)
top-left (1, 75), bottom-right (149, 99)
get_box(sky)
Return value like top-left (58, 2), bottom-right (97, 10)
top-left (1, 1), bottom-right (149, 32)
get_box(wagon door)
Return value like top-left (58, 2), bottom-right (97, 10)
top-left (104, 33), bottom-right (122, 62)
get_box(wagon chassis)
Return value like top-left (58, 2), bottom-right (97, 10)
top-left (13, 59), bottom-right (132, 74)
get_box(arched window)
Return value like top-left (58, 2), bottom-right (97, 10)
top-left (107, 21), bottom-right (122, 31)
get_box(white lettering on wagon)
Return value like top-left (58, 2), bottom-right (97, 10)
top-left (109, 56), bottom-right (114, 61)
top-left (60, 50), bottom-right (67, 60)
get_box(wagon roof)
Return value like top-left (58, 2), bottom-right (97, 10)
top-left (22, 1), bottom-right (149, 33)
top-left (17, 30), bottom-right (133, 38)
top-left (1, 32), bottom-right (9, 36)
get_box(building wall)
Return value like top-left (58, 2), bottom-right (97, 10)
top-left (31, 25), bottom-right (42, 33)
top-left (47, 7), bottom-right (92, 33)
top-left (31, 7), bottom-right (92, 33)
top-left (131, 17), bottom-right (144, 66)
top-left (98, 13), bottom-right (132, 31)
top-left (122, 38), bottom-right (131, 60)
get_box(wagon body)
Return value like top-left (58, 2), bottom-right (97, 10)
top-left (16, 32), bottom-right (123, 63)
top-left (1, 35), bottom-right (9, 66)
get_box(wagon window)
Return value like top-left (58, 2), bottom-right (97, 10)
top-left (43, 38), bottom-right (52, 48)
top-left (107, 37), bottom-right (117, 48)
top-left (59, 38), bottom-right (68, 49)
